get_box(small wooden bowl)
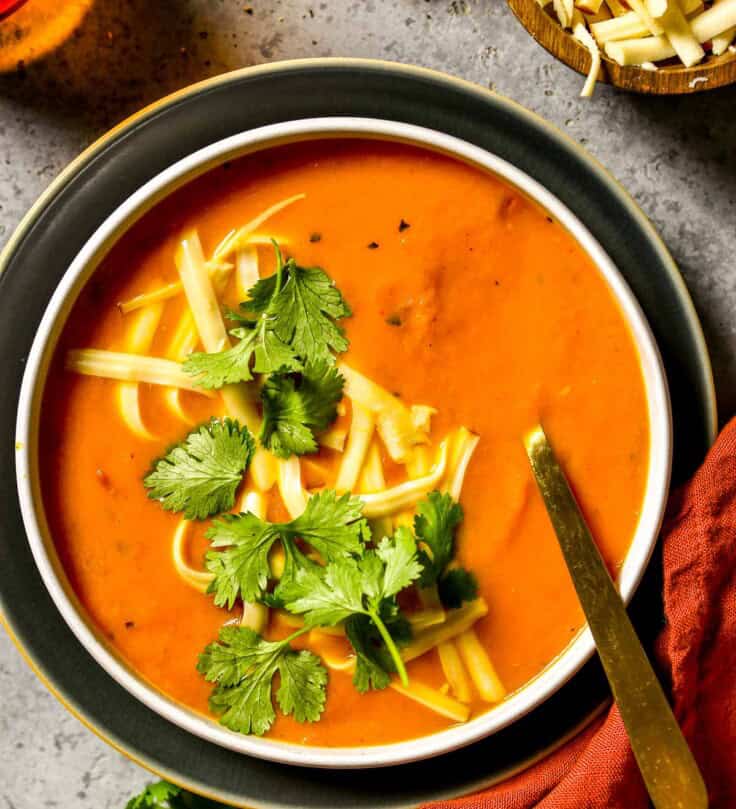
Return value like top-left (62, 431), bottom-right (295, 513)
top-left (508, 0), bottom-right (736, 93)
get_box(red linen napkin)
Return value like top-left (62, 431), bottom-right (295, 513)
top-left (426, 418), bottom-right (736, 809)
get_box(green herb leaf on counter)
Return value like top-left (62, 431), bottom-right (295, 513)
top-left (125, 781), bottom-right (184, 809)
top-left (143, 418), bottom-right (254, 520)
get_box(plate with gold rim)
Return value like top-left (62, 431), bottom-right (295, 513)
top-left (0, 58), bottom-right (715, 808)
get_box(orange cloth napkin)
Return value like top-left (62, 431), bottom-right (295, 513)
top-left (425, 418), bottom-right (736, 809)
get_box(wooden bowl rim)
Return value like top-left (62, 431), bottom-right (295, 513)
top-left (507, 0), bottom-right (736, 94)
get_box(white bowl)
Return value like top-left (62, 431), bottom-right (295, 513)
top-left (15, 117), bottom-right (672, 769)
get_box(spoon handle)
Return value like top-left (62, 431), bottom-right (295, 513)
top-left (524, 424), bottom-right (707, 809)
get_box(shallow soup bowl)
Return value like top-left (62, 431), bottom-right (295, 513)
top-left (15, 116), bottom-right (672, 769)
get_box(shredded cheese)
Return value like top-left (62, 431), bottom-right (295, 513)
top-left (358, 440), bottom-right (449, 519)
top-left (573, 15), bottom-right (603, 97)
top-left (278, 455), bottom-right (309, 519)
top-left (402, 599), bottom-right (489, 663)
top-left (163, 310), bottom-right (199, 426)
top-left (438, 641), bottom-right (473, 703)
top-left (659, 0), bottom-right (705, 67)
top-left (606, 0), bottom-right (736, 64)
top-left (65, 349), bottom-right (215, 394)
top-left (118, 303), bottom-right (164, 440)
top-left (712, 0), bottom-right (736, 51)
top-left (335, 402), bottom-right (375, 492)
top-left (210, 193), bottom-right (305, 262)
top-left (172, 519), bottom-right (214, 593)
top-left (456, 629), bottom-right (507, 704)
top-left (546, 0), bottom-right (735, 89)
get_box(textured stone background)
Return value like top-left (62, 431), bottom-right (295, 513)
top-left (0, 1), bottom-right (734, 806)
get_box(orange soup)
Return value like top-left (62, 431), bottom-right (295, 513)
top-left (40, 139), bottom-right (649, 748)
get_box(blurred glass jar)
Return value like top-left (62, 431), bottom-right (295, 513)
top-left (0, 0), bottom-right (94, 73)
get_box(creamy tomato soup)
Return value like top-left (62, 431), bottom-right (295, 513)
top-left (40, 139), bottom-right (649, 748)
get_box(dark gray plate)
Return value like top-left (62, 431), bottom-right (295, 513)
top-left (0, 59), bottom-right (716, 808)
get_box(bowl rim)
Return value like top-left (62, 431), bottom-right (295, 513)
top-left (15, 115), bottom-right (673, 769)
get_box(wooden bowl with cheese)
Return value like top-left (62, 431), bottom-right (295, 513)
top-left (508, 0), bottom-right (736, 95)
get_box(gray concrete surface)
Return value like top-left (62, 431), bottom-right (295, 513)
top-left (0, 1), bottom-right (734, 806)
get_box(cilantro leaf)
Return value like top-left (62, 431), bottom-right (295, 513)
top-left (125, 782), bottom-right (184, 809)
top-left (414, 491), bottom-right (477, 609)
top-left (438, 567), bottom-right (479, 609)
top-left (183, 319), bottom-right (301, 390)
top-left (260, 361), bottom-right (344, 458)
top-left (183, 247), bottom-right (350, 390)
top-left (277, 557), bottom-right (364, 626)
top-left (242, 271), bottom-right (280, 314)
top-left (197, 626), bottom-right (327, 736)
top-left (277, 648), bottom-right (330, 723)
top-left (346, 612), bottom-right (412, 694)
top-left (281, 529), bottom-right (422, 687)
top-left (285, 489), bottom-right (367, 561)
top-left (415, 491), bottom-right (464, 586)
top-left (346, 614), bottom-right (391, 693)
top-left (246, 258), bottom-right (351, 364)
top-left (376, 527), bottom-right (425, 599)
top-left (205, 490), bottom-right (366, 607)
top-left (144, 419), bottom-right (254, 520)
top-left (205, 513), bottom-right (278, 609)
top-left (267, 541), bottom-right (322, 609)
top-left (280, 530), bottom-right (421, 626)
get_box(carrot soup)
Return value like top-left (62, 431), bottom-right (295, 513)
top-left (40, 139), bottom-right (649, 748)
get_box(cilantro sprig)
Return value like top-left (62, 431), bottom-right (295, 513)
top-left (126, 783), bottom-right (225, 809)
top-left (259, 359), bottom-right (344, 458)
top-left (183, 245), bottom-right (350, 389)
top-left (244, 252), bottom-right (351, 363)
top-left (415, 491), bottom-right (478, 608)
top-left (182, 251), bottom-right (301, 390)
top-left (204, 490), bottom-right (367, 608)
top-left (279, 527), bottom-right (423, 687)
top-left (197, 625), bottom-right (327, 736)
top-left (125, 782), bottom-right (185, 809)
top-left (183, 244), bottom-right (351, 459)
top-left (183, 317), bottom-right (301, 390)
top-left (143, 419), bottom-right (254, 520)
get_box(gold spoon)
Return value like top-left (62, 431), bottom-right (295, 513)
top-left (524, 424), bottom-right (707, 809)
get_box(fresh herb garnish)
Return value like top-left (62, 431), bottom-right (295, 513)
top-left (183, 319), bottom-right (301, 389)
top-left (197, 625), bottom-right (327, 736)
top-left (415, 491), bottom-right (478, 608)
top-left (183, 244), bottom-right (351, 458)
top-left (259, 360), bottom-right (344, 458)
top-left (280, 527), bottom-right (422, 687)
top-left (437, 567), bottom-right (478, 608)
top-left (248, 261), bottom-right (350, 365)
top-left (347, 611), bottom-right (413, 693)
top-left (205, 489), bottom-right (367, 607)
top-left (183, 248), bottom-right (302, 389)
top-left (143, 418), bottom-right (254, 520)
top-left (126, 781), bottom-right (185, 809)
